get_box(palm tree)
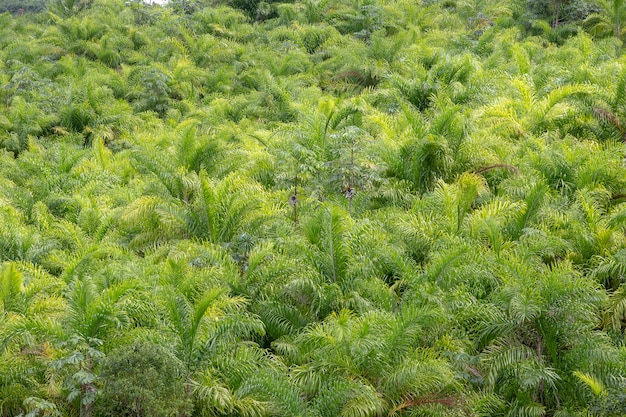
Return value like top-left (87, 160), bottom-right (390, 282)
top-left (49, 272), bottom-right (142, 417)
top-left (480, 76), bottom-right (593, 139)
top-left (416, 172), bottom-right (490, 236)
top-left (0, 262), bottom-right (65, 348)
top-left (274, 307), bottom-right (467, 417)
top-left (56, 77), bottom-right (138, 147)
top-left (602, 283), bottom-right (626, 331)
top-left (475, 256), bottom-right (609, 414)
top-left (384, 101), bottom-right (477, 194)
top-left (186, 171), bottom-right (266, 244)
top-left (581, 68), bottom-right (626, 142)
top-left (119, 122), bottom-right (268, 249)
top-left (0, 262), bottom-right (65, 416)
top-left (1, 96), bottom-right (57, 155)
top-left (504, 179), bottom-right (549, 241)
top-left (156, 257), bottom-right (266, 413)
top-left (466, 196), bottom-right (526, 259)
top-left (584, 0), bottom-right (626, 39)
top-left (301, 204), bottom-right (352, 287)
top-left (274, 99), bottom-right (363, 201)
top-left (49, 0), bottom-right (91, 17)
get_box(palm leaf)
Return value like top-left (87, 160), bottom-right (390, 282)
top-left (483, 344), bottom-right (535, 387)
top-left (573, 371), bottom-right (606, 397)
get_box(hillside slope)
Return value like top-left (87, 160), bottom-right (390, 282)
top-left (1, 0), bottom-right (626, 415)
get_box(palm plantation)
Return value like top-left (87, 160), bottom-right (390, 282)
top-left (1, 0), bottom-right (626, 415)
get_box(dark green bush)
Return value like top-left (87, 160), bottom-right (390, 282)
top-left (95, 341), bottom-right (191, 417)
top-left (0, 0), bottom-right (47, 14)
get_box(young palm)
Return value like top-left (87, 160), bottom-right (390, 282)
top-left (0, 262), bottom-right (64, 410)
top-left (480, 76), bottom-right (593, 139)
top-left (155, 256), bottom-right (265, 410)
top-left (475, 256), bottom-right (609, 414)
top-left (275, 307), bottom-right (466, 417)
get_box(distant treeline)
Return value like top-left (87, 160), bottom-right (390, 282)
top-left (0, 0), bottom-right (47, 14)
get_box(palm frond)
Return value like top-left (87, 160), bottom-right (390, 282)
top-left (256, 300), bottom-right (309, 339)
top-left (236, 370), bottom-right (306, 417)
top-left (482, 344), bottom-right (536, 387)
top-left (602, 284), bottom-right (626, 330)
top-left (302, 204), bottom-right (352, 284)
top-left (573, 371), bottom-right (606, 397)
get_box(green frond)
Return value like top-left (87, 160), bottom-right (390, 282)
top-left (506, 400), bottom-right (546, 417)
top-left (518, 363), bottom-right (561, 392)
top-left (475, 315), bottom-right (516, 351)
top-left (207, 312), bottom-right (266, 346)
top-left (602, 284), bottom-right (626, 331)
top-left (573, 371), bottom-right (606, 397)
top-left (0, 315), bottom-right (63, 354)
top-left (510, 182), bottom-right (549, 239)
top-left (302, 204), bottom-right (352, 284)
top-left (340, 381), bottom-right (385, 417)
top-left (471, 198), bottom-right (524, 225)
top-left (256, 300), bottom-right (309, 339)
top-left (607, 204), bottom-right (626, 230)
top-left (386, 304), bottom-right (444, 359)
top-left (65, 276), bottom-right (135, 340)
top-left (421, 173), bottom-right (489, 235)
top-left (482, 344), bottom-right (536, 387)
top-left (590, 249), bottom-right (626, 289)
top-left (237, 370), bottom-right (306, 417)
top-left (309, 377), bottom-right (384, 417)
top-left (119, 194), bottom-right (164, 226)
top-left (422, 246), bottom-right (469, 285)
top-left (233, 396), bottom-right (268, 417)
top-left (535, 84), bottom-right (594, 121)
top-left (193, 369), bottom-right (235, 415)
top-left (508, 291), bottom-right (543, 325)
top-left (191, 171), bottom-right (264, 244)
top-left (399, 134), bottom-right (453, 193)
top-left (383, 356), bottom-right (458, 401)
top-left (611, 68), bottom-right (626, 109)
top-left (0, 263), bottom-right (25, 314)
top-left (190, 290), bottom-right (229, 338)
top-left (49, 219), bottom-right (90, 254)
top-left (290, 362), bottom-right (334, 396)
top-left (271, 336), bottom-right (302, 364)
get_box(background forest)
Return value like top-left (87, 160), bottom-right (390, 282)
top-left (2, 0), bottom-right (626, 415)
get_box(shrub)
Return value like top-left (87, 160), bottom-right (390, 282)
top-left (95, 342), bottom-right (191, 417)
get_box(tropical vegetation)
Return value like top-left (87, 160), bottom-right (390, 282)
top-left (1, 0), bottom-right (626, 415)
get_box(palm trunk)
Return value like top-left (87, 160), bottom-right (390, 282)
top-left (348, 146), bottom-right (354, 214)
top-left (180, 378), bottom-right (192, 417)
top-left (537, 333), bottom-right (545, 405)
top-left (294, 172), bottom-right (298, 225)
top-left (80, 351), bottom-right (94, 417)
top-left (552, 0), bottom-right (561, 28)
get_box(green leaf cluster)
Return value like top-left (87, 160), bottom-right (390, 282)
top-left (2, 0), bottom-right (626, 416)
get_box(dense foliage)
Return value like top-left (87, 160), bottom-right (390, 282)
top-left (0, 0), bottom-right (47, 14)
top-left (2, 0), bottom-right (626, 415)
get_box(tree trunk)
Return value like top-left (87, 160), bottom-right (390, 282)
top-left (537, 333), bottom-right (545, 405)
